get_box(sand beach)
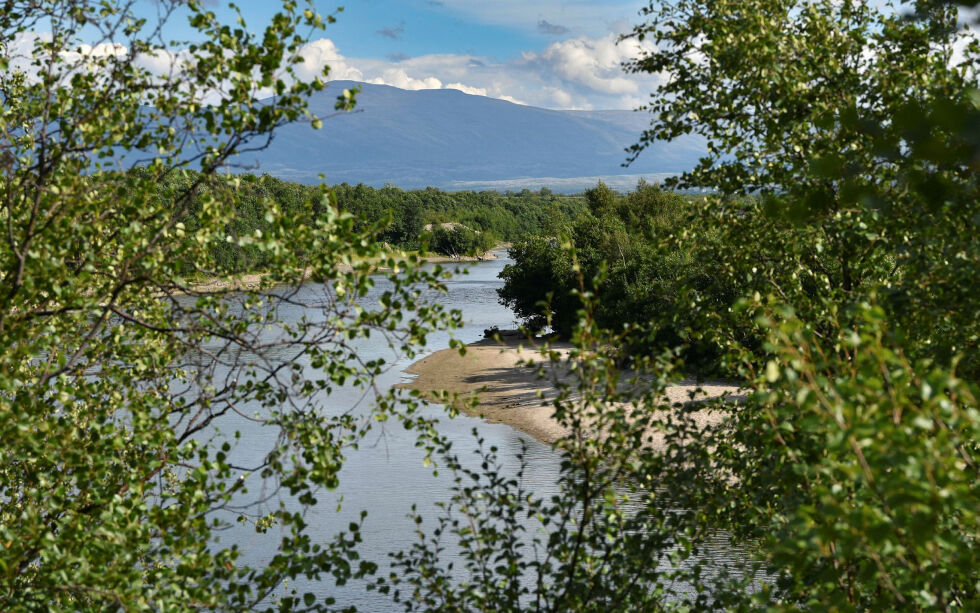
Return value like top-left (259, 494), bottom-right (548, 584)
top-left (400, 334), bottom-right (744, 448)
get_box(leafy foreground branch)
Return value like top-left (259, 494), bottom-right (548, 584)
top-left (0, 1), bottom-right (461, 610)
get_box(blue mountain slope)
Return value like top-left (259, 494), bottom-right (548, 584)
top-left (233, 80), bottom-right (704, 190)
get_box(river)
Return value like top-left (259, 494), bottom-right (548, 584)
top-left (207, 253), bottom-right (563, 609)
top-left (209, 252), bottom-right (747, 609)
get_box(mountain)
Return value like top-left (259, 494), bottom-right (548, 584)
top-left (232, 81), bottom-right (705, 192)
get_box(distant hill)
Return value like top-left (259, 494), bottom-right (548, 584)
top-left (230, 81), bottom-right (705, 193)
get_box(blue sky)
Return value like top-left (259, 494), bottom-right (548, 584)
top-left (169, 1), bottom-right (646, 57)
top-left (32, 1), bottom-right (973, 110)
top-left (136, 0), bottom-right (663, 110)
top-left (306, 1), bottom-right (643, 58)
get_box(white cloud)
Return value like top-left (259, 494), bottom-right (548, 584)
top-left (951, 7), bottom-right (980, 77)
top-left (296, 38), bottom-right (364, 82)
top-left (3, 28), bottom-right (665, 111)
top-left (368, 68), bottom-right (443, 90)
top-left (446, 82), bottom-right (488, 96)
top-left (133, 48), bottom-right (181, 75)
top-left (3, 31), bottom-right (45, 76)
top-left (497, 94), bottom-right (527, 105)
top-left (289, 29), bottom-right (663, 110)
top-left (4, 32), bottom-right (136, 90)
top-left (522, 32), bottom-right (651, 95)
top-left (547, 87), bottom-right (575, 109)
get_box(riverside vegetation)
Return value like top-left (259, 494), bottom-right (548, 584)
top-left (145, 170), bottom-right (587, 274)
top-left (2, 0), bottom-right (979, 612)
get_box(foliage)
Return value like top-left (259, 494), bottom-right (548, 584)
top-left (624, 0), bottom-right (978, 373)
top-left (497, 235), bottom-right (576, 333)
top-left (498, 182), bottom-right (714, 365)
top-left (702, 302), bottom-right (980, 609)
top-left (583, 180), bottom-right (618, 216)
top-left (0, 1), bottom-right (456, 610)
top-left (331, 183), bottom-right (586, 250)
top-left (426, 224), bottom-right (496, 257)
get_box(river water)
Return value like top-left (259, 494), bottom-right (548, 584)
top-left (306, 254), bottom-right (564, 609)
top-left (210, 252), bottom-right (748, 609)
top-left (211, 253), bottom-right (565, 609)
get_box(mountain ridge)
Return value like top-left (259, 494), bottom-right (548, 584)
top-left (231, 80), bottom-right (705, 192)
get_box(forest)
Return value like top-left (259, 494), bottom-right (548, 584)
top-left (150, 169), bottom-right (586, 271)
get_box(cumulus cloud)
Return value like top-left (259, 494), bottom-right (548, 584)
top-left (5, 31), bottom-right (168, 89)
top-left (522, 33), bottom-right (651, 95)
top-left (4, 28), bottom-right (664, 111)
top-left (368, 68), bottom-right (442, 90)
top-left (5, 32), bottom-right (130, 74)
top-left (497, 94), bottom-right (527, 105)
top-left (295, 38), bottom-right (364, 82)
top-left (547, 87), bottom-right (576, 108)
top-left (951, 7), bottom-right (980, 76)
top-left (133, 47), bottom-right (183, 75)
top-left (446, 82), bottom-right (488, 96)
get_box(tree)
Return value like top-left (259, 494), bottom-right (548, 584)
top-left (583, 180), bottom-right (617, 217)
top-left (498, 183), bottom-right (711, 365)
top-left (0, 1), bottom-right (452, 610)
top-left (497, 235), bottom-right (577, 334)
top-left (624, 0), bottom-right (979, 371)
top-left (618, 0), bottom-right (980, 607)
top-left (427, 225), bottom-right (494, 257)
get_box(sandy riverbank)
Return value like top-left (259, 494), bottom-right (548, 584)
top-left (186, 249), bottom-right (501, 294)
top-left (399, 335), bottom-right (744, 448)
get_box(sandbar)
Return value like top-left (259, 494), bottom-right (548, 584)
top-left (399, 335), bottom-right (744, 448)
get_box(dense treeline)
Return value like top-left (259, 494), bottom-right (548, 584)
top-left (331, 183), bottom-right (585, 249)
top-left (149, 170), bottom-right (587, 272)
top-left (499, 180), bottom-right (732, 371)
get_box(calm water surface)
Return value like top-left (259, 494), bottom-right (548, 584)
top-left (208, 252), bottom-right (747, 609)
top-left (209, 254), bottom-right (564, 609)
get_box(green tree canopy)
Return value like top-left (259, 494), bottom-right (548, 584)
top-left (624, 0), bottom-right (980, 374)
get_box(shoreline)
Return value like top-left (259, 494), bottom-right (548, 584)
top-left (185, 248), bottom-right (503, 294)
top-left (399, 336), bottom-right (576, 444)
top-left (399, 335), bottom-right (744, 448)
